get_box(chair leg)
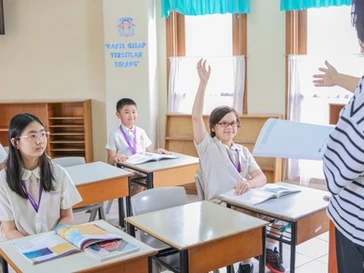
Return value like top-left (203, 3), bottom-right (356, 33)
top-left (89, 209), bottom-right (98, 222)
top-left (105, 200), bottom-right (113, 214)
top-left (98, 205), bottom-right (106, 220)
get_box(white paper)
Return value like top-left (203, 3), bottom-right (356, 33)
top-left (252, 118), bottom-right (335, 161)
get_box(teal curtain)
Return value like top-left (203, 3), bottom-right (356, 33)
top-left (281, 0), bottom-right (351, 11)
top-left (161, 0), bottom-right (250, 18)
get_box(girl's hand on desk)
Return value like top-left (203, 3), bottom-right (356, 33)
top-left (234, 180), bottom-right (251, 195)
top-left (154, 148), bottom-right (172, 155)
top-left (114, 154), bottom-right (128, 164)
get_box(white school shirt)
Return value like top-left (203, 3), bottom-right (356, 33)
top-left (105, 124), bottom-right (152, 156)
top-left (195, 133), bottom-right (261, 201)
top-left (0, 162), bottom-right (82, 241)
top-left (0, 143), bottom-right (6, 163)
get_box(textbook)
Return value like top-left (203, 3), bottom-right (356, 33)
top-left (219, 184), bottom-right (301, 206)
top-left (11, 223), bottom-right (131, 264)
top-left (252, 118), bottom-right (335, 160)
top-left (125, 152), bottom-right (179, 165)
top-left (84, 239), bottom-right (139, 262)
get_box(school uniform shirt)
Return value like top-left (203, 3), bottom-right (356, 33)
top-left (0, 162), bottom-right (82, 241)
top-left (105, 124), bottom-right (152, 156)
top-left (195, 133), bottom-right (261, 201)
top-left (323, 76), bottom-right (364, 248)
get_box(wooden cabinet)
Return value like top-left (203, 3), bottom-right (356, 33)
top-left (165, 114), bottom-right (283, 193)
top-left (0, 100), bottom-right (93, 162)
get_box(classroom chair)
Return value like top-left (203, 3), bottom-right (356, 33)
top-left (131, 186), bottom-right (187, 273)
top-left (52, 157), bottom-right (106, 222)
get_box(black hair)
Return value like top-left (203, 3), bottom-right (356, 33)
top-left (5, 113), bottom-right (55, 199)
top-left (116, 98), bottom-right (137, 112)
top-left (352, 0), bottom-right (364, 49)
top-left (209, 106), bottom-right (240, 137)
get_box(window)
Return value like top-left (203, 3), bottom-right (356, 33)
top-left (166, 12), bottom-right (247, 114)
top-left (285, 7), bottom-right (364, 186)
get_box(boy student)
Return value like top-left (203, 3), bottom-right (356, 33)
top-left (105, 98), bottom-right (171, 194)
top-left (192, 59), bottom-right (285, 273)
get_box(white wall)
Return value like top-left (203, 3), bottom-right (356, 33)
top-left (0, 0), bottom-right (106, 161)
top-left (247, 0), bottom-right (286, 115)
top-left (0, 0), bottom-right (286, 160)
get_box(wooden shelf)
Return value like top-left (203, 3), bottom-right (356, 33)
top-left (50, 141), bottom-right (85, 144)
top-left (49, 125), bottom-right (84, 128)
top-left (49, 117), bottom-right (84, 120)
top-left (51, 148), bottom-right (85, 151)
top-left (51, 133), bottom-right (85, 136)
top-left (0, 100), bottom-right (93, 162)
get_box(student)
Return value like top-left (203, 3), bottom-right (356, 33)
top-left (314, 1), bottom-right (364, 271)
top-left (0, 113), bottom-right (82, 242)
top-left (192, 59), bottom-right (285, 273)
top-left (105, 98), bottom-right (171, 194)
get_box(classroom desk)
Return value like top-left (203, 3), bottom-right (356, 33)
top-left (220, 182), bottom-right (330, 273)
top-left (0, 220), bottom-right (157, 273)
top-left (65, 162), bottom-right (133, 227)
top-left (119, 153), bottom-right (199, 188)
top-left (126, 201), bottom-right (268, 273)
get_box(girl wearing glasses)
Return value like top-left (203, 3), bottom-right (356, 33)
top-left (0, 113), bottom-right (82, 242)
top-left (192, 59), bottom-right (285, 273)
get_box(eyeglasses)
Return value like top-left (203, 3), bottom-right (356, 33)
top-left (217, 121), bottom-right (239, 128)
top-left (17, 131), bottom-right (50, 141)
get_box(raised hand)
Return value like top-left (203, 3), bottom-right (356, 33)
top-left (197, 59), bottom-right (211, 83)
top-left (313, 60), bottom-right (338, 87)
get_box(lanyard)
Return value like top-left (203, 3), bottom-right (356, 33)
top-left (119, 125), bottom-right (137, 154)
top-left (227, 149), bottom-right (241, 173)
top-left (21, 180), bottom-right (43, 213)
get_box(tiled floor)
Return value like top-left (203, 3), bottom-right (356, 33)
top-left (74, 195), bottom-right (329, 273)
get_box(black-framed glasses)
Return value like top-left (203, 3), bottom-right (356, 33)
top-left (217, 122), bottom-right (238, 128)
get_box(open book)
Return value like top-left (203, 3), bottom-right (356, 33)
top-left (11, 223), bottom-right (138, 264)
top-left (125, 152), bottom-right (179, 165)
top-left (252, 118), bottom-right (335, 160)
top-left (219, 183), bottom-right (301, 206)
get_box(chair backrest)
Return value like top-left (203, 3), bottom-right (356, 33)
top-left (131, 186), bottom-right (188, 216)
top-left (0, 144), bottom-right (7, 163)
top-left (131, 187), bottom-right (188, 249)
top-left (195, 175), bottom-right (205, 201)
top-left (52, 156), bottom-right (86, 167)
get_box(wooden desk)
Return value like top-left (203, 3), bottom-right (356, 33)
top-left (126, 201), bottom-right (268, 273)
top-left (66, 162), bottom-right (133, 227)
top-left (220, 182), bottom-right (329, 273)
top-left (120, 153), bottom-right (199, 188)
top-left (0, 220), bottom-right (157, 273)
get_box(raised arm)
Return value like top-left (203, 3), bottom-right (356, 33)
top-left (313, 60), bottom-right (360, 93)
top-left (192, 59), bottom-right (211, 144)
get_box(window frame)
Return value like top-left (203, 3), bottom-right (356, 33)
top-left (285, 10), bottom-right (307, 118)
top-left (166, 12), bottom-right (248, 114)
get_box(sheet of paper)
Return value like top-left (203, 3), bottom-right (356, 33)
top-left (252, 118), bottom-right (335, 160)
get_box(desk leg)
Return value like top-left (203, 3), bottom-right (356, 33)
top-left (118, 197), bottom-right (125, 228)
top-left (179, 250), bottom-right (189, 273)
top-left (290, 222), bottom-right (297, 273)
top-left (146, 173), bottom-right (153, 189)
top-left (259, 226), bottom-right (266, 273)
top-left (1, 257), bottom-right (8, 273)
top-left (128, 223), bottom-right (136, 237)
top-left (127, 177), bottom-right (132, 217)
